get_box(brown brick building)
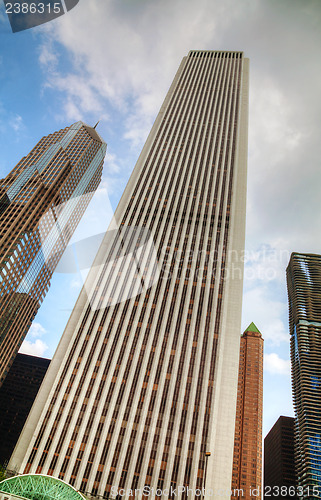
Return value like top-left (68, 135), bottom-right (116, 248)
top-left (231, 323), bottom-right (264, 499)
top-left (0, 122), bottom-right (106, 386)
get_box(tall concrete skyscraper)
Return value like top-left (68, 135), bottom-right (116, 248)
top-left (0, 121), bottom-right (106, 386)
top-left (287, 253), bottom-right (321, 497)
top-left (10, 51), bottom-right (249, 499)
top-left (231, 323), bottom-right (263, 499)
top-left (264, 416), bottom-right (296, 500)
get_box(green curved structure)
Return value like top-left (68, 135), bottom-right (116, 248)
top-left (0, 474), bottom-right (87, 500)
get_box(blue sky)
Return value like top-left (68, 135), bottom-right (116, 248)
top-left (1, 0), bottom-right (321, 438)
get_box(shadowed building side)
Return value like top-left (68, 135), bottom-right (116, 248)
top-left (264, 416), bottom-right (296, 500)
top-left (0, 353), bottom-right (50, 467)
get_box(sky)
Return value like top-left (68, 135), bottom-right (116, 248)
top-left (1, 0), bottom-right (321, 438)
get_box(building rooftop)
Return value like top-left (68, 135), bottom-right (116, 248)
top-left (244, 322), bottom-right (261, 334)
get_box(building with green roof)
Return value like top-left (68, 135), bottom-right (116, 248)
top-left (0, 474), bottom-right (88, 500)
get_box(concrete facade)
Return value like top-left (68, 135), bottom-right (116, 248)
top-left (10, 51), bottom-right (249, 499)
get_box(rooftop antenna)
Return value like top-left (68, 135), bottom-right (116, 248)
top-left (93, 120), bottom-right (100, 129)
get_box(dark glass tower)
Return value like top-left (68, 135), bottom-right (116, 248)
top-left (0, 353), bottom-right (50, 466)
top-left (287, 253), bottom-right (321, 498)
top-left (0, 121), bottom-right (107, 386)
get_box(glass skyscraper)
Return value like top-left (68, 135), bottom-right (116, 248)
top-left (287, 253), bottom-right (321, 498)
top-left (0, 121), bottom-right (107, 386)
top-left (10, 51), bottom-right (249, 499)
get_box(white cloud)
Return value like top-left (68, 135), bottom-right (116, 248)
top-left (39, 0), bottom-right (321, 134)
top-left (243, 243), bottom-right (291, 285)
top-left (9, 114), bottom-right (24, 132)
top-left (38, 41), bottom-right (59, 69)
top-left (249, 76), bottom-right (305, 166)
top-left (29, 322), bottom-right (47, 338)
top-left (104, 153), bottom-right (120, 175)
top-left (37, 0), bottom-right (245, 140)
top-left (70, 278), bottom-right (83, 289)
top-left (242, 286), bottom-right (288, 345)
top-left (264, 353), bottom-right (291, 376)
top-left (19, 323), bottom-right (48, 357)
top-left (47, 73), bottom-right (106, 122)
top-left (19, 339), bottom-right (49, 357)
